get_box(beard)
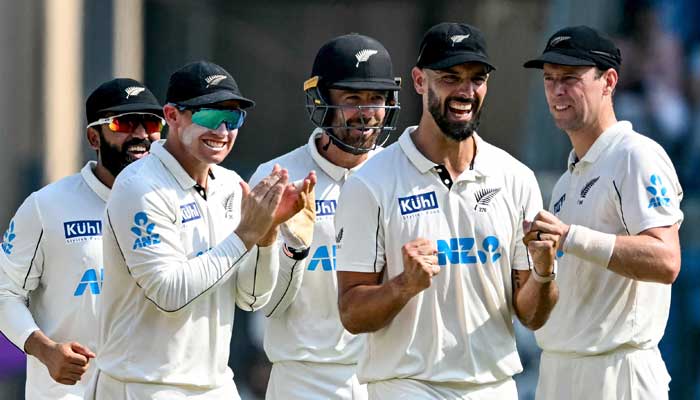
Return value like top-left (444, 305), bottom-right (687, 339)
top-left (328, 113), bottom-right (382, 153)
top-left (428, 87), bottom-right (482, 142)
top-left (99, 132), bottom-right (153, 177)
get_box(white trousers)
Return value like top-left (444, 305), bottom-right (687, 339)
top-left (266, 360), bottom-right (367, 400)
top-left (367, 377), bottom-right (518, 400)
top-left (536, 346), bottom-right (670, 400)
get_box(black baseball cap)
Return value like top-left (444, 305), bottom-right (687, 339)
top-left (86, 78), bottom-right (162, 124)
top-left (523, 25), bottom-right (622, 71)
top-left (166, 60), bottom-right (255, 109)
top-left (311, 33), bottom-right (400, 91)
top-left (416, 22), bottom-right (495, 71)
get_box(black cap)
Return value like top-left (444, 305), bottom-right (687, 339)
top-left (311, 33), bottom-right (400, 91)
top-left (416, 22), bottom-right (495, 71)
top-left (166, 60), bottom-right (255, 109)
top-left (523, 26), bottom-right (622, 71)
top-left (86, 78), bottom-right (162, 124)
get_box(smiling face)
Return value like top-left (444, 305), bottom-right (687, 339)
top-left (542, 64), bottom-right (611, 133)
top-left (92, 113), bottom-right (161, 177)
top-left (420, 63), bottom-right (489, 141)
top-left (326, 88), bottom-right (388, 152)
top-left (172, 100), bottom-right (242, 166)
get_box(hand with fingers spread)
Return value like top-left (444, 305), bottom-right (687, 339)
top-left (523, 216), bottom-right (561, 277)
top-left (280, 171), bottom-right (317, 250)
top-left (24, 331), bottom-right (95, 385)
top-left (399, 238), bottom-right (440, 295)
top-left (235, 164), bottom-right (289, 249)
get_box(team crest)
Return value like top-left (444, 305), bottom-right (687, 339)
top-left (578, 177), bottom-right (600, 205)
top-left (474, 187), bottom-right (501, 212)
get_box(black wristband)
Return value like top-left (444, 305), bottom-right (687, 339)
top-left (283, 244), bottom-right (310, 260)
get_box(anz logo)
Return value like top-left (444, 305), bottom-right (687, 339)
top-left (646, 174), bottom-right (671, 208)
top-left (2, 220), bottom-right (16, 255)
top-left (63, 220), bottom-right (102, 244)
top-left (73, 268), bottom-right (103, 296)
top-left (316, 200), bottom-right (337, 217)
top-left (307, 245), bottom-right (337, 271)
top-left (131, 212), bottom-right (160, 250)
top-left (436, 236), bottom-right (501, 266)
top-left (399, 191), bottom-right (439, 216)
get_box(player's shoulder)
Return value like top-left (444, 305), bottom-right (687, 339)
top-left (32, 171), bottom-right (85, 203)
top-left (613, 125), bottom-right (669, 159)
top-left (352, 140), bottom-right (403, 183)
top-left (479, 138), bottom-right (535, 178)
top-left (112, 155), bottom-right (173, 198)
top-left (254, 144), bottom-right (312, 178)
top-left (210, 164), bottom-right (243, 184)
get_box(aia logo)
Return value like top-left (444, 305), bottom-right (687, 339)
top-left (73, 268), bottom-right (104, 296)
top-left (436, 236), bottom-right (501, 266)
top-left (131, 212), bottom-right (160, 250)
top-left (307, 245), bottom-right (337, 271)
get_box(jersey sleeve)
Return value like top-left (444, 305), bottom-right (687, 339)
top-left (335, 176), bottom-right (385, 273)
top-left (0, 194), bottom-right (46, 349)
top-left (614, 144), bottom-right (684, 235)
top-left (106, 177), bottom-right (250, 313)
top-left (235, 242), bottom-right (279, 312)
top-left (511, 171), bottom-right (544, 271)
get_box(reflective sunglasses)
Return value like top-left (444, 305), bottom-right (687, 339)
top-left (87, 112), bottom-right (164, 134)
top-left (178, 106), bottom-right (247, 131)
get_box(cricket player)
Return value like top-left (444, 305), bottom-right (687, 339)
top-left (334, 22), bottom-right (559, 399)
top-left (524, 25), bottom-right (683, 400)
top-left (250, 33), bottom-right (401, 399)
top-left (0, 78), bottom-right (163, 399)
top-left (88, 61), bottom-right (313, 399)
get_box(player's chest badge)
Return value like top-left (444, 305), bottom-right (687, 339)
top-left (473, 187), bottom-right (501, 212)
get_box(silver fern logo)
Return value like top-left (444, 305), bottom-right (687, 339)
top-left (205, 74), bottom-right (227, 88)
top-left (474, 187), bottom-right (501, 212)
top-left (549, 36), bottom-right (571, 47)
top-left (224, 193), bottom-right (235, 219)
top-left (578, 177), bottom-right (600, 205)
top-left (355, 49), bottom-right (378, 67)
top-left (450, 34), bottom-right (470, 45)
top-left (125, 86), bottom-right (145, 99)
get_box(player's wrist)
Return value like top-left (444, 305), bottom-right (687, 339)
top-left (562, 224), bottom-right (615, 268)
top-left (531, 260), bottom-right (557, 283)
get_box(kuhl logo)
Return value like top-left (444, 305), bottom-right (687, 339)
top-left (474, 187), bottom-right (501, 211)
top-left (316, 200), bottom-right (337, 217)
top-left (131, 212), bottom-right (160, 250)
top-left (63, 220), bottom-right (102, 243)
top-left (578, 177), bottom-right (600, 205)
top-left (308, 245), bottom-right (337, 271)
top-left (553, 193), bottom-right (566, 214)
top-left (436, 236), bottom-right (501, 266)
top-left (180, 202), bottom-right (202, 223)
top-left (399, 191), bottom-right (439, 216)
top-left (73, 268), bottom-right (104, 296)
top-left (1, 220), bottom-right (16, 255)
top-left (646, 174), bottom-right (671, 208)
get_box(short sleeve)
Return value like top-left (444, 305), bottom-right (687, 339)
top-left (334, 176), bottom-right (385, 273)
top-left (615, 144), bottom-right (683, 235)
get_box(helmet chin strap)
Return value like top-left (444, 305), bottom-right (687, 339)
top-left (322, 128), bottom-right (372, 155)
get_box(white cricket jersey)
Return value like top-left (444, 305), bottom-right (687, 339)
top-left (535, 121), bottom-right (684, 355)
top-left (335, 127), bottom-right (543, 385)
top-left (95, 141), bottom-right (278, 396)
top-left (251, 129), bottom-right (376, 365)
top-left (0, 161), bottom-right (108, 400)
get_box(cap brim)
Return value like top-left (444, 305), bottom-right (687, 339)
top-left (420, 54), bottom-right (496, 71)
top-left (330, 79), bottom-right (401, 91)
top-left (99, 103), bottom-right (164, 116)
top-left (176, 91), bottom-right (256, 109)
top-left (523, 51), bottom-right (597, 69)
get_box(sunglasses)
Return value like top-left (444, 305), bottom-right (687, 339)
top-left (176, 106), bottom-right (247, 131)
top-left (88, 112), bottom-right (164, 134)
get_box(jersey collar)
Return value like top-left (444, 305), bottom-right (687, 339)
top-left (81, 161), bottom-right (110, 202)
top-left (307, 128), bottom-right (377, 182)
top-left (399, 126), bottom-right (492, 181)
top-left (150, 140), bottom-right (198, 190)
top-left (567, 121), bottom-right (630, 171)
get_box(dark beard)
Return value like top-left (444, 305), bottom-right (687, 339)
top-left (99, 131), bottom-right (152, 177)
top-left (428, 87), bottom-right (481, 142)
